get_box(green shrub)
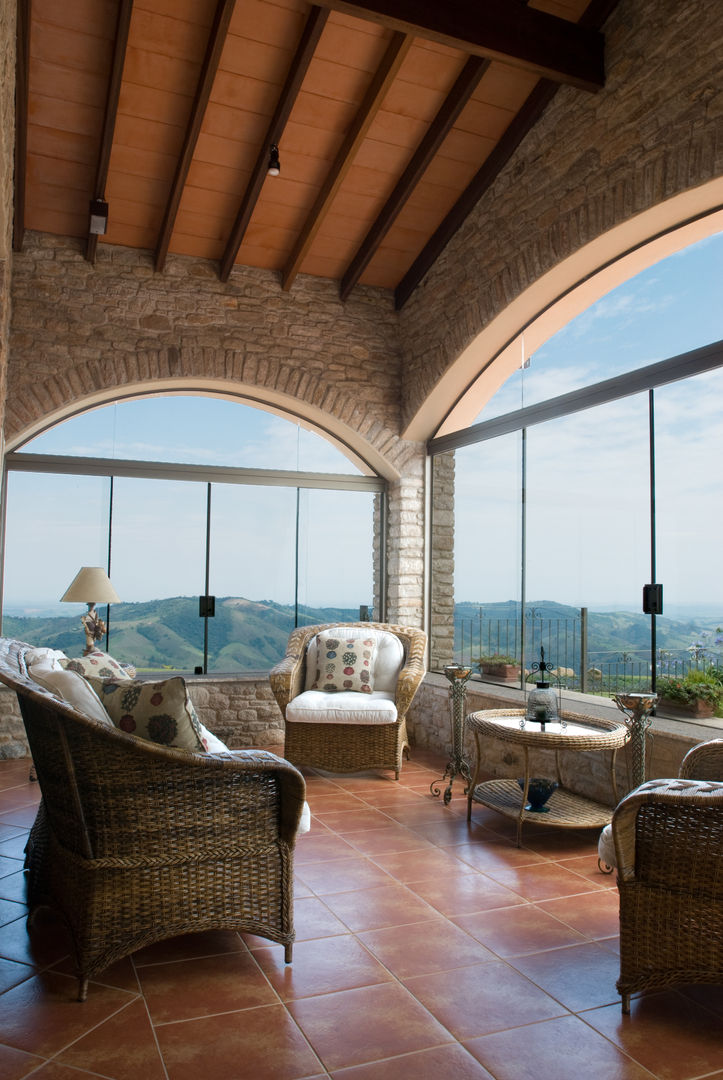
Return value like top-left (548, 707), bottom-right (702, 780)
top-left (657, 672), bottom-right (722, 706)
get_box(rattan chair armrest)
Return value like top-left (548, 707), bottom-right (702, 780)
top-left (269, 632), bottom-right (308, 716)
top-left (213, 748), bottom-right (307, 841)
top-left (613, 778), bottom-right (723, 882)
top-left (679, 738), bottom-right (723, 780)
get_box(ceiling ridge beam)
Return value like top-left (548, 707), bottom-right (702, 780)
top-left (219, 5), bottom-right (329, 283)
top-left (393, 0), bottom-right (621, 310)
top-left (155, 0), bottom-right (237, 273)
top-left (339, 53), bottom-right (488, 302)
top-left (281, 30), bottom-right (412, 292)
top-left (315, 0), bottom-right (605, 91)
top-left (85, 0), bottom-right (134, 264)
top-left (13, 0), bottom-right (30, 252)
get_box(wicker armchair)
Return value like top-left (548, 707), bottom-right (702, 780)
top-left (269, 622), bottom-right (427, 779)
top-left (612, 738), bottom-right (723, 1013)
top-left (0, 639), bottom-right (306, 1001)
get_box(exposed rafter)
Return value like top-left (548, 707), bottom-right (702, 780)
top-left (315, 0), bottom-right (605, 91)
top-left (281, 31), bottom-right (411, 292)
top-left (155, 0), bottom-right (237, 272)
top-left (12, 0), bottom-right (30, 252)
top-left (85, 0), bottom-right (134, 264)
top-left (219, 5), bottom-right (329, 283)
top-left (339, 53), bottom-right (488, 302)
top-left (393, 0), bottom-right (621, 309)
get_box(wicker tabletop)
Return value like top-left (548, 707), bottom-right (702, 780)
top-left (466, 708), bottom-right (629, 844)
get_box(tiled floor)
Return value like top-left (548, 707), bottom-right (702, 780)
top-left (1, 750), bottom-right (722, 1080)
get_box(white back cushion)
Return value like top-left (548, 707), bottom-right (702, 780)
top-left (29, 663), bottom-right (114, 728)
top-left (304, 627), bottom-right (404, 694)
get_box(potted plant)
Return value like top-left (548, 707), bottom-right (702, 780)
top-left (474, 653), bottom-right (521, 680)
top-left (656, 670), bottom-right (722, 718)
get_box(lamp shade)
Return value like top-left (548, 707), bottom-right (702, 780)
top-left (60, 567), bottom-right (120, 604)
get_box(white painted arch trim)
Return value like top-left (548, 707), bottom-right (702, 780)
top-left (404, 181), bottom-right (723, 442)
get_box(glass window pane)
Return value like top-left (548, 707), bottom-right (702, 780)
top-left (451, 434), bottom-right (523, 669)
top-left (2, 472), bottom-right (110, 652)
top-left (296, 489), bottom-right (375, 621)
top-left (207, 484), bottom-right (297, 672)
top-left (655, 368), bottom-right (723, 680)
top-left (20, 396), bottom-right (364, 474)
top-left (525, 396), bottom-right (650, 692)
top-left (108, 477), bottom-right (208, 673)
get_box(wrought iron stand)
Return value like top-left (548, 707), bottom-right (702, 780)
top-left (431, 665), bottom-right (473, 805)
top-left (613, 692), bottom-right (657, 790)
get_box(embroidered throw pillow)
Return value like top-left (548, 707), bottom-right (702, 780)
top-left (61, 649), bottom-right (136, 681)
top-left (87, 676), bottom-right (207, 752)
top-left (310, 632), bottom-right (377, 693)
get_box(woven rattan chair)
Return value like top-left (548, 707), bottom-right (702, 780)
top-left (612, 738), bottom-right (723, 1013)
top-left (0, 639), bottom-right (306, 1001)
top-left (269, 622), bottom-right (427, 779)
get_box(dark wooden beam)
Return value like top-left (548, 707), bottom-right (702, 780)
top-left (339, 54), bottom-right (487, 301)
top-left (281, 31), bottom-right (411, 292)
top-left (394, 79), bottom-right (557, 310)
top-left (155, 0), bottom-right (237, 272)
top-left (219, 5), bottom-right (329, 283)
top-left (85, 0), bottom-right (134, 264)
top-left (315, 0), bottom-right (604, 91)
top-left (13, 0), bottom-right (30, 252)
top-left (393, 0), bottom-right (621, 310)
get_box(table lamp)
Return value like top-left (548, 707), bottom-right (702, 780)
top-left (61, 567), bottom-right (120, 655)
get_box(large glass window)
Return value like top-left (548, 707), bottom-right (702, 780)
top-left (2, 397), bottom-right (384, 673)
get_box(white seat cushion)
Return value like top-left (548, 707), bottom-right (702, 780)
top-left (597, 823), bottom-right (616, 869)
top-left (286, 689), bottom-right (398, 725)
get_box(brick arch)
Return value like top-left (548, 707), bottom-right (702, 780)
top-left (4, 348), bottom-right (422, 482)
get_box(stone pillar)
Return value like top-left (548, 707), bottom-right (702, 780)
top-left (430, 451), bottom-right (455, 669)
top-left (384, 450), bottom-right (425, 626)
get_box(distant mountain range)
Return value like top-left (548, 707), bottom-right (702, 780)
top-left (2, 596), bottom-right (720, 674)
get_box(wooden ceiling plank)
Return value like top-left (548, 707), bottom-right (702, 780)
top-left (13, 0), bottom-right (30, 251)
top-left (315, 0), bottom-right (604, 91)
top-left (280, 30), bottom-right (411, 291)
top-left (154, 0), bottom-right (237, 271)
top-left (86, 0), bottom-right (134, 263)
top-left (339, 53), bottom-right (487, 300)
top-left (218, 4), bottom-right (329, 282)
top-left (393, 0), bottom-right (620, 308)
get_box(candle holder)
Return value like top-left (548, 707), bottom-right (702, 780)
top-left (613, 692), bottom-right (657, 790)
top-left (430, 664), bottom-right (473, 805)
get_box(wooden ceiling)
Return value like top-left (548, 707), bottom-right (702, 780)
top-left (14, 0), bottom-right (617, 309)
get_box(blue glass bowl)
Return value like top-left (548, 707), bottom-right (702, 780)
top-left (517, 777), bottom-right (558, 812)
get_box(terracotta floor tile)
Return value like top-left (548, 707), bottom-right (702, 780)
top-left (359, 787), bottom-right (428, 809)
top-left (306, 792), bottom-right (368, 813)
top-left (483, 860), bottom-right (606, 901)
top-left (297, 856), bottom-right (395, 895)
top-left (538, 887), bottom-right (621, 939)
top-left (558, 853), bottom-right (619, 887)
top-left (381, 802), bottom-right (466, 828)
top-left (321, 882), bottom-right (440, 932)
top-left (243, 896), bottom-right (349, 946)
top-left (452, 903), bottom-right (587, 956)
top-left (253, 932), bottom-right (392, 1000)
top-left (313, 808), bottom-right (394, 833)
top-left (288, 982), bottom-right (453, 1071)
top-left (55, 998), bottom-right (166, 1080)
top-left (155, 1003), bottom-right (323, 1080)
top-left (3, 1062), bottom-right (112, 1079)
top-left (294, 832), bottom-right (359, 863)
top-left (344, 824), bottom-right (434, 857)
top-left (520, 827), bottom-right (607, 860)
top-left (0, 870), bottom-right (29, 903)
top-left (406, 871), bottom-right (524, 918)
top-left (0, 1042), bottom-right (46, 1079)
top-left (0, 912), bottom-right (71, 968)
top-left (359, 917), bottom-right (495, 978)
top-left (369, 846), bottom-right (477, 884)
top-left (0, 955), bottom-right (36, 993)
top-left (330, 1042), bottom-right (496, 1079)
top-left (448, 838), bottom-right (548, 872)
top-left (132, 929), bottom-right (246, 967)
top-left (0, 970), bottom-right (136, 1056)
top-left (0, 824), bottom-right (26, 844)
top-left (507, 941), bottom-right (623, 1010)
top-left (0, 897), bottom-right (26, 926)
top-left (136, 949), bottom-right (277, 1023)
top-left (581, 991), bottom-right (723, 1079)
top-left (678, 982), bottom-right (723, 1018)
top-left (405, 959), bottom-right (567, 1039)
top-left (0, 835), bottom-right (28, 861)
top-left (0, 806), bottom-right (40, 829)
top-left (0, 854), bottom-right (23, 879)
top-left (332, 775), bottom-right (405, 793)
top-left (405, 817), bottom-right (496, 847)
top-left (51, 954), bottom-right (140, 994)
top-left (465, 1013), bottom-right (656, 1080)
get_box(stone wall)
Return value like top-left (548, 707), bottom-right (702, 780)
top-left (398, 0), bottom-right (723, 433)
top-left (429, 452), bottom-right (455, 668)
top-left (0, 0), bottom-right (16, 442)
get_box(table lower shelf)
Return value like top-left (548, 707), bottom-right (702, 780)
top-left (469, 779), bottom-right (615, 830)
